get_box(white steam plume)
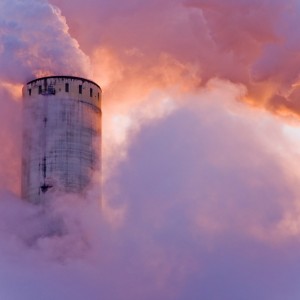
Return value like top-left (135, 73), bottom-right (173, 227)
top-left (1, 1), bottom-right (300, 300)
top-left (0, 0), bottom-right (91, 84)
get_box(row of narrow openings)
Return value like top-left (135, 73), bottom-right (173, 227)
top-left (29, 83), bottom-right (100, 99)
top-left (64, 83), bottom-right (96, 97)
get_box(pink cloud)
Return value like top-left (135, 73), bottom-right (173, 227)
top-left (1, 0), bottom-right (300, 299)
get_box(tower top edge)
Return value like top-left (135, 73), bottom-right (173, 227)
top-left (26, 75), bottom-right (101, 89)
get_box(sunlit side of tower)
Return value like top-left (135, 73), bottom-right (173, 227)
top-left (22, 76), bottom-right (101, 204)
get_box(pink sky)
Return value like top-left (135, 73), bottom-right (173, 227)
top-left (1, 0), bottom-right (300, 299)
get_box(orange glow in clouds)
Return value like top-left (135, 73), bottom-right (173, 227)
top-left (2, 1), bottom-right (300, 299)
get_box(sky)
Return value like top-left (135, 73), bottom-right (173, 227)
top-left (1, 0), bottom-right (300, 299)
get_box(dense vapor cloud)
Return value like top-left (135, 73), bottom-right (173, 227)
top-left (52, 0), bottom-right (300, 117)
top-left (0, 0), bottom-right (90, 84)
top-left (0, 85), bottom-right (21, 194)
top-left (2, 0), bottom-right (300, 299)
top-left (2, 82), bottom-right (300, 299)
top-left (188, 0), bottom-right (300, 115)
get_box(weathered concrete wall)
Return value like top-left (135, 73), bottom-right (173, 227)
top-left (22, 76), bottom-right (101, 204)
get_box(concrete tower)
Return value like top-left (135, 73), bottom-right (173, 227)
top-left (22, 76), bottom-right (101, 204)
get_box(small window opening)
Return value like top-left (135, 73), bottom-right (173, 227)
top-left (79, 85), bottom-right (82, 94)
top-left (38, 85), bottom-right (42, 94)
top-left (90, 88), bottom-right (93, 97)
top-left (28, 89), bottom-right (31, 96)
top-left (65, 83), bottom-right (69, 93)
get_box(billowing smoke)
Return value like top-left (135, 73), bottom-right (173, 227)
top-left (2, 0), bottom-right (300, 299)
top-left (51, 0), bottom-right (300, 117)
top-left (0, 0), bottom-right (90, 84)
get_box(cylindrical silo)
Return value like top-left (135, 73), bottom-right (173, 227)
top-left (22, 76), bottom-right (101, 204)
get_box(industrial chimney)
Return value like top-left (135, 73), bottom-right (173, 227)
top-left (22, 76), bottom-right (101, 204)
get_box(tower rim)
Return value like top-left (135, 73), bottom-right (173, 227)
top-left (26, 75), bottom-right (101, 90)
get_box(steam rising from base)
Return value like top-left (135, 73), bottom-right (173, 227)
top-left (1, 0), bottom-right (300, 299)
